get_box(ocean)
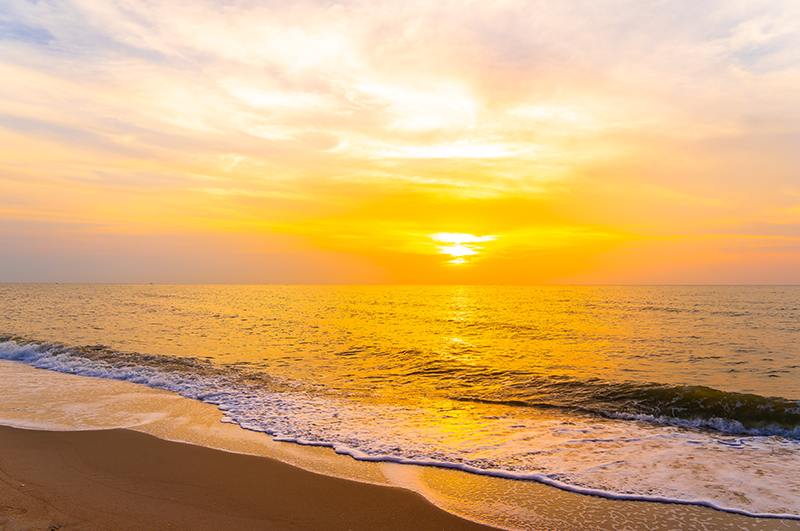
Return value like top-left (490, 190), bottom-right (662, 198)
top-left (1, 284), bottom-right (799, 525)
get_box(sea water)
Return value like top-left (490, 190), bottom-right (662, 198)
top-left (1, 284), bottom-right (799, 520)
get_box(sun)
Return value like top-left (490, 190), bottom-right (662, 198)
top-left (429, 233), bottom-right (498, 264)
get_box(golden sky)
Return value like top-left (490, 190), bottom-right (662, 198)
top-left (1, 0), bottom-right (799, 283)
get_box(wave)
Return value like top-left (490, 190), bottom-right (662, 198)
top-left (391, 353), bottom-right (800, 438)
top-left (3, 335), bottom-right (799, 440)
top-left (3, 335), bottom-right (800, 519)
top-left (456, 377), bottom-right (800, 439)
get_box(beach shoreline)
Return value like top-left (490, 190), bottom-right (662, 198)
top-left (0, 425), bottom-right (500, 531)
top-left (1, 359), bottom-right (799, 530)
top-left (3, 426), bottom-right (800, 531)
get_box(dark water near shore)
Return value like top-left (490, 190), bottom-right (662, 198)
top-left (1, 284), bottom-right (799, 516)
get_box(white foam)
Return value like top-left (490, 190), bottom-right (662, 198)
top-left (2, 340), bottom-right (800, 518)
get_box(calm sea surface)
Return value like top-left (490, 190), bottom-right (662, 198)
top-left (1, 284), bottom-right (799, 517)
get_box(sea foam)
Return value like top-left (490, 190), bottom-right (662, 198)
top-left (2, 337), bottom-right (800, 519)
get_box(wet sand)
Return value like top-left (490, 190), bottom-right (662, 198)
top-left (0, 425), bottom-right (498, 531)
top-left (1, 361), bottom-right (799, 531)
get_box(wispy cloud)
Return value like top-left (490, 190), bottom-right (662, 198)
top-left (1, 0), bottom-right (799, 282)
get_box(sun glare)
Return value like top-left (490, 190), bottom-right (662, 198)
top-left (430, 233), bottom-right (498, 264)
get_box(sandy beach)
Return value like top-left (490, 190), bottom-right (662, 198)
top-left (2, 358), bottom-right (800, 531)
top-left (4, 426), bottom-right (800, 531)
top-left (0, 425), bottom-right (499, 531)
top-left (3, 349), bottom-right (800, 531)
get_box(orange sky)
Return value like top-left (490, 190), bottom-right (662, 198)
top-left (1, 0), bottom-right (799, 283)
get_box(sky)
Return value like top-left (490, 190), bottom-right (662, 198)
top-left (1, 0), bottom-right (800, 284)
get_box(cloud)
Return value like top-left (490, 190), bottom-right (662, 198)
top-left (0, 20), bottom-right (55, 45)
top-left (1, 0), bottom-right (800, 282)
